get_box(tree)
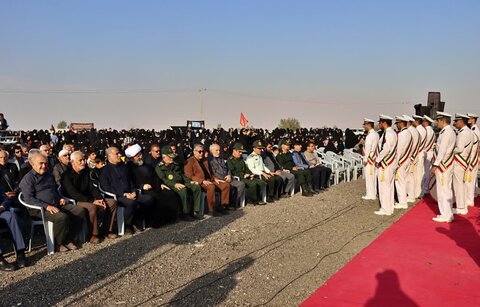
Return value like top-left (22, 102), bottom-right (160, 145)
top-left (278, 118), bottom-right (301, 130)
top-left (57, 120), bottom-right (68, 129)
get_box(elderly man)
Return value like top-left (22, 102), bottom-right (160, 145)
top-left (126, 144), bottom-right (180, 225)
top-left (303, 141), bottom-right (332, 191)
top-left (466, 113), bottom-right (479, 207)
top-left (156, 146), bottom-right (203, 220)
top-left (263, 142), bottom-right (296, 198)
top-left (53, 149), bottom-right (70, 186)
top-left (99, 146), bottom-right (154, 234)
top-left (184, 144), bottom-right (230, 215)
top-left (39, 144), bottom-right (56, 167)
top-left (361, 118), bottom-right (380, 200)
top-left (0, 186), bottom-right (29, 270)
top-left (209, 143), bottom-right (245, 208)
top-left (452, 113), bottom-right (473, 215)
top-left (227, 143), bottom-right (267, 205)
top-left (276, 140), bottom-right (314, 197)
top-left (61, 151), bottom-right (118, 242)
top-left (375, 115), bottom-right (398, 216)
top-left (431, 112), bottom-right (456, 222)
top-left (246, 140), bottom-right (283, 202)
top-left (19, 150), bottom-right (86, 252)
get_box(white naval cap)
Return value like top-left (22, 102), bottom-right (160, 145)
top-left (402, 114), bottom-right (414, 122)
top-left (454, 113), bottom-right (469, 121)
top-left (125, 144), bottom-right (142, 158)
top-left (378, 114), bottom-right (393, 121)
top-left (363, 118), bottom-right (375, 123)
top-left (467, 113), bottom-right (479, 118)
top-left (412, 115), bottom-right (424, 121)
top-left (395, 115), bottom-right (407, 122)
top-left (436, 111), bottom-right (452, 119)
top-left (58, 149), bottom-right (70, 158)
top-left (423, 115), bottom-right (434, 123)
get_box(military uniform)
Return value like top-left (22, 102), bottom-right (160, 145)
top-left (466, 113), bottom-right (479, 206)
top-left (394, 116), bottom-right (412, 209)
top-left (227, 143), bottom-right (266, 204)
top-left (405, 116), bottom-right (420, 202)
top-left (413, 115), bottom-right (427, 198)
top-left (246, 140), bottom-right (282, 201)
top-left (452, 114), bottom-right (473, 214)
top-left (155, 147), bottom-right (202, 217)
top-left (276, 148), bottom-right (313, 195)
top-left (362, 119), bottom-right (379, 200)
top-left (422, 116), bottom-right (436, 194)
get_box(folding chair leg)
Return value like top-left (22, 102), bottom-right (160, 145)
top-left (46, 221), bottom-right (55, 255)
top-left (117, 207), bottom-right (125, 236)
top-left (240, 190), bottom-right (246, 207)
top-left (261, 185), bottom-right (267, 203)
top-left (28, 223), bottom-right (34, 253)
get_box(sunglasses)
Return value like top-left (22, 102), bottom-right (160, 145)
top-left (196, 150), bottom-right (204, 153)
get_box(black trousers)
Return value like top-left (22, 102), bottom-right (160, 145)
top-left (142, 189), bottom-right (180, 226)
top-left (41, 204), bottom-right (86, 246)
top-left (309, 166), bottom-right (332, 189)
top-left (265, 175), bottom-right (283, 197)
top-left (117, 194), bottom-right (155, 227)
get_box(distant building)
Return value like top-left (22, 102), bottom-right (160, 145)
top-left (414, 92), bottom-right (445, 118)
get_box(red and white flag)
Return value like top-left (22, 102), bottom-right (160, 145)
top-left (240, 112), bottom-right (249, 128)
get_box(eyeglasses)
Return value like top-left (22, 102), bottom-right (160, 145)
top-left (15, 151), bottom-right (21, 154)
top-left (153, 150), bottom-right (160, 153)
top-left (196, 150), bottom-right (204, 153)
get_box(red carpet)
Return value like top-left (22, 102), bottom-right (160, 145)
top-left (302, 196), bottom-right (480, 307)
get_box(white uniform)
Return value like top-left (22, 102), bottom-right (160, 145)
top-left (433, 125), bottom-right (456, 221)
top-left (363, 129), bottom-right (379, 199)
top-left (376, 127), bottom-right (398, 214)
top-left (453, 126), bottom-right (473, 211)
top-left (394, 127), bottom-right (412, 206)
top-left (406, 125), bottom-right (420, 201)
top-left (422, 125), bottom-right (436, 194)
top-left (415, 124), bottom-right (427, 198)
top-left (467, 124), bottom-right (480, 205)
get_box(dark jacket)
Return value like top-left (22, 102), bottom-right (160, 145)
top-left (61, 165), bottom-right (102, 202)
top-left (99, 162), bottom-right (135, 197)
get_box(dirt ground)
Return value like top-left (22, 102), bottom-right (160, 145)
top-left (0, 179), bottom-right (415, 306)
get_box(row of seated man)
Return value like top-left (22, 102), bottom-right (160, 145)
top-left (0, 139), bottom-right (331, 270)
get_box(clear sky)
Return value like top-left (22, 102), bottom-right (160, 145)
top-left (1, 0), bottom-right (479, 130)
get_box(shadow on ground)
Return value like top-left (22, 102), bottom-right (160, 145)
top-left (0, 210), bottom-right (243, 306)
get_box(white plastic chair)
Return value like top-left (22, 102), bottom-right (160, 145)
top-left (233, 176), bottom-right (247, 207)
top-left (96, 183), bottom-right (125, 236)
top-left (18, 192), bottom-right (55, 255)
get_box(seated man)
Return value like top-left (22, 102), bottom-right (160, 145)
top-left (39, 144), bottom-right (56, 167)
top-left (263, 142), bottom-right (296, 198)
top-left (227, 143), bottom-right (267, 205)
top-left (209, 143), bottom-right (245, 208)
top-left (156, 146), bottom-right (203, 221)
top-left (276, 140), bottom-right (314, 197)
top-left (99, 146), bottom-right (154, 234)
top-left (143, 144), bottom-right (162, 170)
top-left (19, 150), bottom-right (86, 252)
top-left (246, 140), bottom-right (283, 203)
top-left (184, 144), bottom-right (230, 216)
top-left (0, 186), bottom-right (29, 270)
top-left (125, 144), bottom-right (180, 226)
top-left (53, 150), bottom-right (70, 186)
top-left (61, 151), bottom-right (118, 243)
top-left (302, 142), bottom-right (332, 191)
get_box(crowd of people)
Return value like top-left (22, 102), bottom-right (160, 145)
top-left (0, 123), bottom-right (365, 271)
top-left (363, 112), bottom-right (479, 223)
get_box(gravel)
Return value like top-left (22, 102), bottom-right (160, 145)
top-left (0, 179), bottom-right (414, 306)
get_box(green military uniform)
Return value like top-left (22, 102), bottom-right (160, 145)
top-left (155, 147), bottom-right (202, 215)
top-left (227, 143), bottom-right (266, 204)
top-left (276, 151), bottom-right (313, 186)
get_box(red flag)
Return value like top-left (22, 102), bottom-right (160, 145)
top-left (240, 112), bottom-right (249, 128)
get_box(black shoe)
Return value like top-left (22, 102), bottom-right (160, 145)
top-left (0, 257), bottom-right (18, 271)
top-left (320, 186), bottom-right (329, 191)
top-left (193, 212), bottom-right (205, 220)
top-left (181, 215), bottom-right (195, 222)
top-left (302, 191), bottom-right (313, 197)
top-left (267, 196), bottom-right (275, 203)
top-left (219, 206), bottom-right (230, 215)
top-left (273, 196), bottom-right (280, 201)
top-left (16, 251), bottom-right (29, 268)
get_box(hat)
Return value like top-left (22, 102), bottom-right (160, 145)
top-left (412, 115), bottom-right (424, 121)
top-left (252, 140), bottom-right (265, 148)
top-left (395, 115), bottom-right (407, 122)
top-left (58, 150), bottom-right (70, 157)
top-left (272, 145), bottom-right (279, 150)
top-left (232, 143), bottom-right (246, 152)
top-left (423, 115), bottom-right (434, 123)
top-left (279, 139), bottom-right (291, 146)
top-left (436, 111), bottom-right (452, 120)
top-left (402, 115), bottom-right (414, 122)
top-left (467, 113), bottom-right (479, 118)
top-left (125, 144), bottom-right (142, 158)
top-left (161, 145), bottom-right (177, 158)
top-left (378, 114), bottom-right (393, 121)
top-left (454, 113), bottom-right (469, 121)
top-left (363, 118), bottom-right (375, 124)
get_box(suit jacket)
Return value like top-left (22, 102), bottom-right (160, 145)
top-left (184, 156), bottom-right (216, 184)
top-left (99, 162), bottom-right (135, 197)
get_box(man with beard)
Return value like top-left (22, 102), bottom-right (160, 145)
top-left (263, 142), bottom-right (295, 198)
top-left (100, 146), bottom-right (155, 234)
top-left (61, 151), bottom-right (118, 242)
top-left (144, 144), bottom-right (162, 170)
top-left (125, 144), bottom-right (180, 226)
